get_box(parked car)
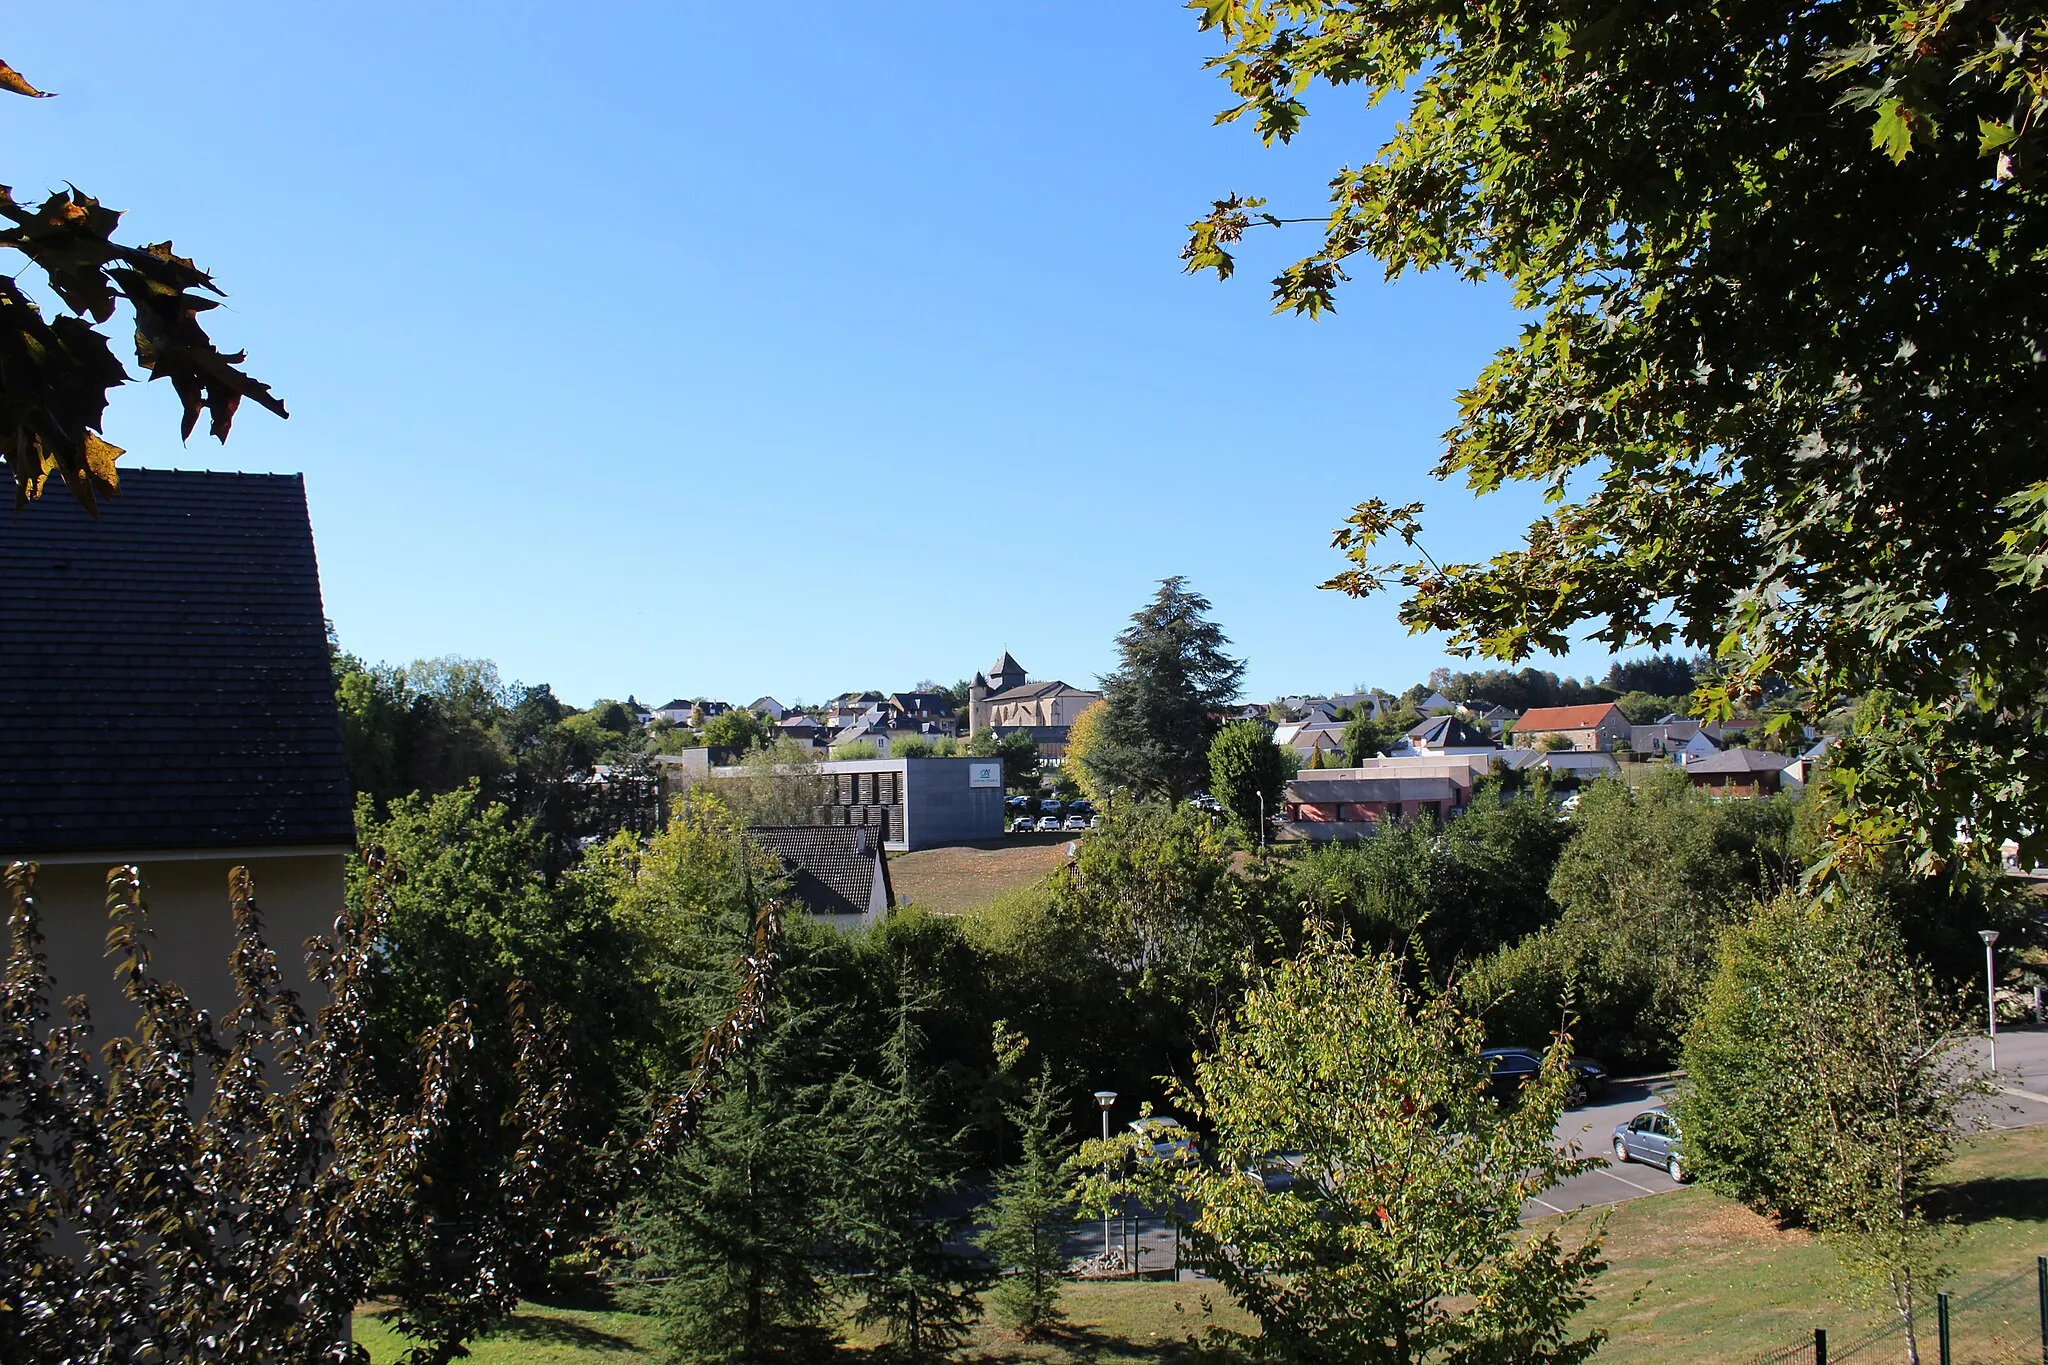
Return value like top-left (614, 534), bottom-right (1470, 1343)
top-left (1007, 795), bottom-right (1031, 811)
top-left (1036, 815), bottom-right (1063, 832)
top-left (1009, 815), bottom-right (1037, 834)
top-left (1128, 1116), bottom-right (1194, 1163)
top-left (1612, 1110), bottom-right (1689, 1182)
top-left (1088, 813), bottom-right (1104, 829)
top-left (1240, 1150), bottom-right (1304, 1192)
top-left (1039, 799), bottom-right (1065, 816)
top-left (1063, 814), bottom-right (1090, 831)
top-left (1480, 1047), bottom-right (1609, 1105)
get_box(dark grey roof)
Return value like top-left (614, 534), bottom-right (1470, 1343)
top-left (1686, 747), bottom-right (1791, 776)
top-left (987, 678), bottom-right (1097, 704)
top-left (0, 468), bottom-right (354, 855)
top-left (746, 825), bottom-right (892, 917)
top-left (1405, 715), bottom-right (1496, 748)
top-left (889, 690), bottom-right (955, 715)
top-left (1287, 776), bottom-right (1458, 803)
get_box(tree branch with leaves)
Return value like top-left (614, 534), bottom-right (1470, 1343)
top-left (0, 56), bottom-right (285, 514)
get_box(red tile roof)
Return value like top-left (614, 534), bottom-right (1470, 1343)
top-left (1513, 703), bottom-right (1624, 731)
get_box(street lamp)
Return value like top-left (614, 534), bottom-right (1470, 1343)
top-left (1094, 1090), bottom-right (1118, 1260)
top-left (1980, 930), bottom-right (2000, 1075)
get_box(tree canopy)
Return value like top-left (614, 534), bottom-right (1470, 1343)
top-left (1185, 1), bottom-right (2048, 868)
top-left (1085, 577), bottom-right (1246, 802)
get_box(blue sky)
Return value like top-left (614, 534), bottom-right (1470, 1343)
top-left (10, 4), bottom-right (1621, 707)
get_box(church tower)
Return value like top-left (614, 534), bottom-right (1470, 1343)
top-left (987, 651), bottom-right (1027, 694)
top-left (968, 671), bottom-right (990, 735)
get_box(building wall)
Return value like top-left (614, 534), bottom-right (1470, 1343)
top-left (788, 758), bottom-right (1006, 851)
top-left (898, 758), bottom-right (1005, 850)
top-left (988, 690), bottom-right (1102, 728)
top-left (18, 850), bottom-right (350, 1030)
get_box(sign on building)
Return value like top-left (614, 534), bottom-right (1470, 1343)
top-left (968, 760), bottom-right (1003, 788)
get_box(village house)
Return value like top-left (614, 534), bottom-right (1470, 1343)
top-left (1391, 715), bottom-right (1498, 757)
top-left (1512, 702), bottom-right (1632, 752)
top-left (1684, 747), bottom-right (1793, 798)
top-left (0, 470), bottom-right (356, 1023)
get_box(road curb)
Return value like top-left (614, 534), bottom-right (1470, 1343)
top-left (1612, 1071), bottom-right (1684, 1086)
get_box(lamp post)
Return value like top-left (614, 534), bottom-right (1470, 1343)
top-left (1094, 1090), bottom-right (1118, 1260)
top-left (1256, 791), bottom-right (1266, 850)
top-left (1980, 929), bottom-right (2001, 1075)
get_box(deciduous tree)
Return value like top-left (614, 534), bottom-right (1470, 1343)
top-left (1207, 720), bottom-right (1294, 840)
top-left (1096, 923), bottom-right (1605, 1364)
top-left (1678, 895), bottom-right (1987, 1361)
top-left (1182, 1), bottom-right (2048, 870)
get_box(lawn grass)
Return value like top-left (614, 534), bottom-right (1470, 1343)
top-left (887, 836), bottom-right (1074, 916)
top-left (1577, 1121), bottom-right (2048, 1363)
top-left (354, 1126), bottom-right (2048, 1364)
top-left (354, 1281), bottom-right (1244, 1364)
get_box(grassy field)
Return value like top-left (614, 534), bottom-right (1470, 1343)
top-left (887, 835), bottom-right (1074, 916)
top-left (354, 1125), bottom-right (2048, 1364)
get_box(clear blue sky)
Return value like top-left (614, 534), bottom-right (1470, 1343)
top-left (11, 4), bottom-right (1625, 707)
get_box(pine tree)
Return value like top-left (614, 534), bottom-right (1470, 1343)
top-left (975, 1067), bottom-right (1077, 1336)
top-left (834, 1000), bottom-right (990, 1362)
top-left (618, 1019), bottom-right (841, 1365)
top-left (613, 859), bottom-right (848, 1365)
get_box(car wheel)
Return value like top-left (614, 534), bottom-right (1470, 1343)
top-left (1564, 1079), bottom-right (1587, 1108)
top-left (1667, 1153), bottom-right (1687, 1183)
top-left (1612, 1138), bottom-right (1629, 1165)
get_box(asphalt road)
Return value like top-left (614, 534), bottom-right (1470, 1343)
top-left (1525, 1023), bottom-right (2048, 1221)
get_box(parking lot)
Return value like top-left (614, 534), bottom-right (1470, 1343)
top-left (1527, 1024), bottom-right (2048, 1221)
top-left (1040, 1029), bottom-right (2048, 1273)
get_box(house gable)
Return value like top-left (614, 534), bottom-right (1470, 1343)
top-left (0, 469), bottom-right (354, 857)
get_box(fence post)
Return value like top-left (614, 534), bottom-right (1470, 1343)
top-left (1814, 1327), bottom-right (1826, 1365)
top-left (2036, 1254), bottom-right (2046, 1365)
top-left (1938, 1290), bottom-right (1952, 1365)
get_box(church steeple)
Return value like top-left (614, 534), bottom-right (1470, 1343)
top-left (987, 651), bottom-right (1026, 693)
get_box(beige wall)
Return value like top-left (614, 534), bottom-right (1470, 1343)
top-left (989, 690), bottom-right (1102, 728)
top-left (18, 851), bottom-right (349, 1031)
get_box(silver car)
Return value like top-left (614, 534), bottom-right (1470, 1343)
top-left (1611, 1110), bottom-right (1689, 1182)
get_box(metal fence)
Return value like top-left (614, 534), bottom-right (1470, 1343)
top-left (1743, 1258), bottom-right (2048, 1365)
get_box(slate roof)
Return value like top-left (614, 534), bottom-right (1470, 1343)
top-left (0, 469), bottom-right (354, 856)
top-left (1685, 747), bottom-right (1792, 776)
top-left (987, 678), bottom-right (1100, 705)
top-left (747, 825), bottom-right (893, 918)
top-left (1286, 776), bottom-right (1459, 804)
top-left (1404, 715), bottom-right (1497, 749)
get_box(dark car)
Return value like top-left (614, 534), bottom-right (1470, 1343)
top-left (1612, 1110), bottom-right (1689, 1182)
top-left (1481, 1047), bottom-right (1609, 1106)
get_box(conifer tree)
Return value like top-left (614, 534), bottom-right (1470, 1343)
top-left (613, 853), bottom-right (846, 1365)
top-left (975, 1067), bottom-right (1077, 1336)
top-left (1088, 577), bottom-right (1247, 802)
top-left (834, 999), bottom-right (989, 1362)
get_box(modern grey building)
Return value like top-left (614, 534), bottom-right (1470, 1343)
top-left (806, 757), bottom-right (1006, 851)
top-left (691, 755), bottom-right (1006, 851)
